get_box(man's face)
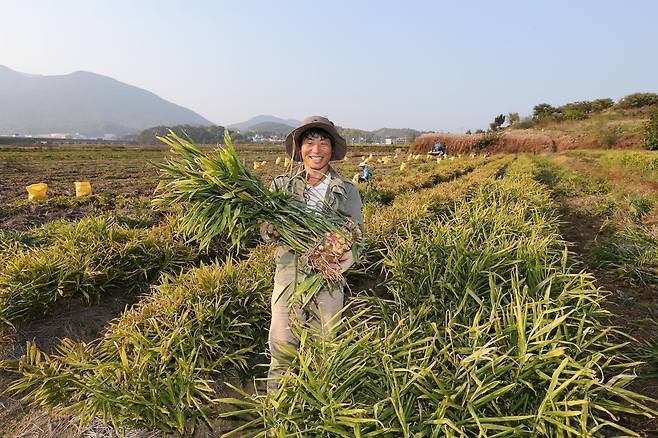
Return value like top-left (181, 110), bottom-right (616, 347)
top-left (300, 135), bottom-right (332, 174)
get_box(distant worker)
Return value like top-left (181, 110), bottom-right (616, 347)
top-left (357, 162), bottom-right (373, 182)
top-left (430, 141), bottom-right (447, 157)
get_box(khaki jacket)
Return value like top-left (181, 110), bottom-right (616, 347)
top-left (269, 166), bottom-right (364, 265)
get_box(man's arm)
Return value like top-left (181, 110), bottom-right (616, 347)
top-left (341, 181), bottom-right (365, 266)
top-left (345, 181), bottom-right (364, 231)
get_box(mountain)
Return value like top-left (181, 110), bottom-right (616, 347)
top-left (0, 65), bottom-right (213, 137)
top-left (246, 121), bottom-right (297, 135)
top-left (228, 115), bottom-right (300, 132)
top-left (227, 113), bottom-right (428, 143)
top-left (371, 128), bottom-right (424, 139)
top-left (339, 126), bottom-right (426, 143)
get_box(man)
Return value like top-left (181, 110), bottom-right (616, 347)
top-left (357, 161), bottom-right (373, 183)
top-left (260, 115), bottom-right (364, 391)
top-left (431, 141), bottom-right (447, 156)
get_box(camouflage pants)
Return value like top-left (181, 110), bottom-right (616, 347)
top-left (267, 246), bottom-right (344, 391)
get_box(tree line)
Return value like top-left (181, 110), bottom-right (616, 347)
top-left (475, 92), bottom-right (658, 150)
top-left (130, 125), bottom-right (252, 145)
top-left (523, 92), bottom-right (658, 125)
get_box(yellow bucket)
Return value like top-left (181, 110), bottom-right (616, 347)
top-left (74, 181), bottom-right (92, 197)
top-left (26, 183), bottom-right (48, 201)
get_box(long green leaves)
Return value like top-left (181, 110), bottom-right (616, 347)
top-left (3, 245), bottom-right (275, 435)
top-left (221, 156), bottom-right (656, 436)
top-left (0, 216), bottom-right (196, 325)
top-left (153, 130), bottom-right (353, 256)
top-left (2, 154), bottom-right (507, 434)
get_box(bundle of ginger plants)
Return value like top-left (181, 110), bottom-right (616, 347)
top-left (153, 130), bottom-right (362, 302)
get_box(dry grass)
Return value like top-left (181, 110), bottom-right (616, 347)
top-left (412, 126), bottom-right (645, 155)
top-left (412, 131), bottom-right (560, 154)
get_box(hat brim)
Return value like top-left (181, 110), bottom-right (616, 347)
top-left (285, 122), bottom-right (347, 162)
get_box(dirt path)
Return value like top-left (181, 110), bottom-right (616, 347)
top-left (557, 203), bottom-right (658, 437)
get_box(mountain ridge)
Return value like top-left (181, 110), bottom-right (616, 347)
top-left (0, 65), bottom-right (213, 137)
top-left (228, 115), bottom-right (301, 132)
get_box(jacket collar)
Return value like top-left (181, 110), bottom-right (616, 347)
top-left (327, 166), bottom-right (348, 198)
top-left (286, 165), bottom-right (348, 203)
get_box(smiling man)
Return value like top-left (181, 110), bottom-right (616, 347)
top-left (260, 115), bottom-right (364, 391)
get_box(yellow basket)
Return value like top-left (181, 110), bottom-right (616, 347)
top-left (26, 183), bottom-right (48, 201)
top-left (74, 181), bottom-right (92, 197)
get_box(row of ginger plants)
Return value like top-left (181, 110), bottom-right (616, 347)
top-left (1, 157), bottom-right (510, 434)
top-left (8, 154), bottom-right (657, 436)
top-left (0, 155), bottom-right (488, 329)
top-left (220, 156), bottom-right (656, 437)
top-left (532, 152), bottom-right (658, 287)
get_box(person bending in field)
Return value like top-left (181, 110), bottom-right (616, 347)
top-left (260, 115), bottom-right (364, 392)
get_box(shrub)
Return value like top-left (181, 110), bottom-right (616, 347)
top-left (474, 130), bottom-right (501, 150)
top-left (591, 97), bottom-right (614, 112)
top-left (559, 99), bottom-right (613, 116)
top-left (513, 116), bottom-right (535, 129)
top-left (599, 126), bottom-right (621, 147)
top-left (506, 112), bottom-right (520, 126)
top-left (563, 108), bottom-right (589, 120)
top-left (560, 100), bottom-right (593, 116)
top-left (489, 114), bottom-right (505, 131)
top-left (644, 109), bottom-right (658, 151)
top-left (629, 195), bottom-right (656, 221)
top-left (532, 103), bottom-right (559, 120)
top-left (617, 92), bottom-right (658, 110)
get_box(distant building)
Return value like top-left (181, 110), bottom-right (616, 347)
top-left (348, 136), bottom-right (369, 144)
top-left (384, 137), bottom-right (408, 145)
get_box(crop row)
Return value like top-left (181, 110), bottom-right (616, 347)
top-left (564, 149), bottom-right (658, 179)
top-left (0, 156), bottom-right (486, 328)
top-left (1, 157), bottom-right (512, 434)
top-left (0, 217), bottom-right (203, 325)
top-left (221, 156), bottom-right (655, 437)
top-left (532, 155), bottom-right (658, 287)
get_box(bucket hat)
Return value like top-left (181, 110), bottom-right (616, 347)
top-left (285, 115), bottom-right (347, 161)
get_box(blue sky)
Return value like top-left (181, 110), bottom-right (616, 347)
top-left (1, 0), bottom-right (657, 132)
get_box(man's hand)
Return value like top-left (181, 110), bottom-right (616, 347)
top-left (336, 249), bottom-right (355, 273)
top-left (259, 220), bottom-right (280, 242)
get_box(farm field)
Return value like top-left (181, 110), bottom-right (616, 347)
top-left (0, 143), bottom-right (657, 437)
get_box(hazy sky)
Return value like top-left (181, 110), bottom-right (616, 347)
top-left (2, 0), bottom-right (657, 132)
